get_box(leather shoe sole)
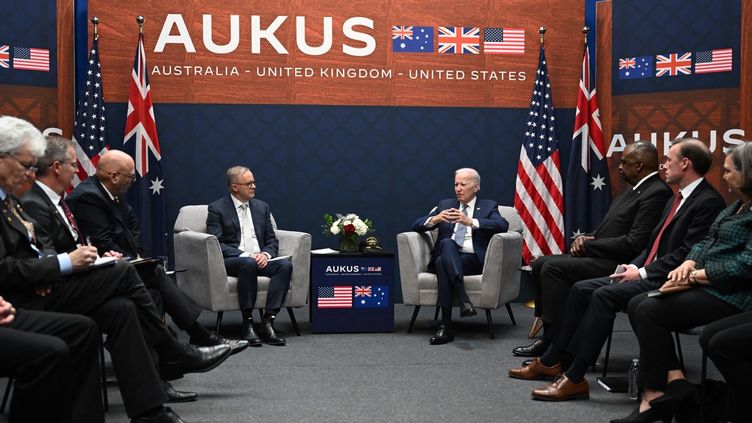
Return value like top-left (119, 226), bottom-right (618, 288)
top-left (509, 357), bottom-right (561, 380)
top-left (460, 306), bottom-right (477, 317)
top-left (131, 406), bottom-right (186, 423)
top-left (512, 338), bottom-right (550, 357)
top-left (531, 375), bottom-right (589, 401)
top-left (159, 344), bottom-right (231, 379)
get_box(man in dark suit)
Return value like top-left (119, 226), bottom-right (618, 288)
top-left (206, 166), bottom-right (292, 346)
top-left (513, 141), bottom-right (673, 357)
top-left (412, 168), bottom-right (509, 345)
top-left (509, 138), bottom-right (725, 401)
top-left (65, 149), bottom-right (247, 356)
top-left (0, 296), bottom-right (102, 423)
top-left (0, 116), bottom-right (230, 423)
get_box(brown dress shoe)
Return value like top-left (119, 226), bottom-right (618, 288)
top-left (531, 375), bottom-right (589, 401)
top-left (508, 357), bottom-right (561, 380)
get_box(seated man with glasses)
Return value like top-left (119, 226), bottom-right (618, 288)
top-left (206, 166), bottom-right (292, 347)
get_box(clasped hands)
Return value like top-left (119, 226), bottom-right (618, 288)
top-left (569, 235), bottom-right (594, 257)
top-left (661, 260), bottom-right (702, 291)
top-left (0, 296), bottom-right (16, 326)
top-left (430, 208), bottom-right (471, 226)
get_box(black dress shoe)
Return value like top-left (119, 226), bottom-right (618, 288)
top-left (260, 316), bottom-right (286, 346)
top-left (131, 406), bottom-right (186, 423)
top-left (649, 379), bottom-right (697, 410)
top-left (159, 344), bottom-right (231, 379)
top-left (240, 319), bottom-right (262, 347)
top-left (610, 404), bottom-right (672, 423)
top-left (459, 301), bottom-right (477, 317)
top-left (512, 337), bottom-right (550, 357)
top-left (163, 381), bottom-right (198, 403)
top-left (429, 324), bottom-right (454, 345)
top-left (192, 331), bottom-right (250, 356)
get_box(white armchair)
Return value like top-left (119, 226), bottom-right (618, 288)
top-left (173, 205), bottom-right (311, 335)
top-left (396, 206), bottom-right (523, 338)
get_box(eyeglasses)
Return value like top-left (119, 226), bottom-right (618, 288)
top-left (113, 171), bottom-right (137, 182)
top-left (233, 181), bottom-right (255, 188)
top-left (52, 159), bottom-right (79, 169)
top-left (3, 154), bottom-right (38, 174)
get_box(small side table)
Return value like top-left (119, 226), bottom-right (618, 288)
top-left (310, 252), bottom-right (395, 333)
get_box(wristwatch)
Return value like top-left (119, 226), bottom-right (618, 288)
top-left (689, 270), bottom-right (698, 284)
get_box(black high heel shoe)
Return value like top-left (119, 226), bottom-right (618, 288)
top-left (649, 379), bottom-right (697, 410)
top-left (610, 405), bottom-right (673, 423)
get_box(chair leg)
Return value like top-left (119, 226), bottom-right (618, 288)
top-left (258, 309), bottom-right (265, 320)
top-left (602, 329), bottom-right (613, 377)
top-left (215, 311), bottom-right (224, 335)
top-left (1, 377), bottom-right (13, 415)
top-left (407, 306), bottom-right (421, 334)
top-left (505, 303), bottom-right (517, 326)
top-left (485, 309), bottom-right (495, 339)
top-left (99, 340), bottom-right (108, 412)
top-left (699, 351), bottom-right (707, 421)
top-left (674, 331), bottom-right (685, 371)
top-left (286, 307), bottom-right (301, 336)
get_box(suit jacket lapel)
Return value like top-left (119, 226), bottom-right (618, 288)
top-left (224, 195), bottom-right (241, 233)
top-left (249, 200), bottom-right (265, 243)
top-left (34, 184), bottom-right (76, 245)
top-left (1, 199), bottom-right (29, 237)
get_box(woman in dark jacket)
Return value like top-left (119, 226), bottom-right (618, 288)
top-left (612, 142), bottom-right (752, 423)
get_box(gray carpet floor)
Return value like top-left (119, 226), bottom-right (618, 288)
top-left (1, 303), bottom-right (716, 423)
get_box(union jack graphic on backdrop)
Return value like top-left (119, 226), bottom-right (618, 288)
top-left (618, 57), bottom-right (636, 69)
top-left (0, 45), bottom-right (9, 68)
top-left (354, 286), bottom-right (372, 297)
top-left (123, 29), bottom-right (167, 257)
top-left (655, 52), bottom-right (692, 77)
top-left (438, 26), bottom-right (480, 54)
top-left (12, 47), bottom-right (49, 71)
top-left (72, 36), bottom-right (108, 188)
top-left (392, 26), bottom-right (413, 40)
top-left (565, 45), bottom-right (611, 246)
top-left (483, 28), bottom-right (524, 54)
top-left (694, 48), bottom-right (732, 74)
top-left (513, 45), bottom-right (564, 263)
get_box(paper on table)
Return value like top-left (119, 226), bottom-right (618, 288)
top-left (311, 248), bottom-right (340, 254)
top-left (269, 255), bottom-right (292, 262)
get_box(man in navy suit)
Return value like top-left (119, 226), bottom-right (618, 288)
top-left (206, 166), bottom-right (292, 347)
top-left (412, 168), bottom-right (509, 345)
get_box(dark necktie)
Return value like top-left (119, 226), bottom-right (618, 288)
top-left (453, 204), bottom-right (469, 246)
top-left (59, 198), bottom-right (85, 243)
top-left (645, 192), bottom-right (683, 265)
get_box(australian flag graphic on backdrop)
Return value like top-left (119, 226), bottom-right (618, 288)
top-left (612, 0), bottom-right (740, 95)
top-left (353, 285), bottom-right (389, 308)
top-left (392, 26), bottom-right (434, 53)
top-left (0, 0), bottom-right (57, 87)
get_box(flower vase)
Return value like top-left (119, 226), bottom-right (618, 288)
top-left (339, 235), bottom-right (359, 253)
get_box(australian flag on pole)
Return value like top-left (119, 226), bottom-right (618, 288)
top-left (123, 29), bottom-right (166, 258)
top-left (71, 35), bottom-right (108, 188)
top-left (564, 44), bottom-right (611, 246)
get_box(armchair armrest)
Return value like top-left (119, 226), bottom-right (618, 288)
top-left (275, 230), bottom-right (312, 307)
top-left (173, 230), bottom-right (231, 311)
top-left (478, 231), bottom-right (523, 309)
top-left (397, 231), bottom-right (435, 305)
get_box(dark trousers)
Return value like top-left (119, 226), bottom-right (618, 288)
top-left (552, 276), bottom-right (661, 369)
top-left (532, 254), bottom-right (619, 329)
top-left (627, 289), bottom-right (739, 391)
top-left (430, 238), bottom-right (482, 310)
top-left (699, 310), bottom-right (752, 422)
top-left (136, 262), bottom-right (202, 330)
top-left (0, 309), bottom-right (102, 423)
top-left (224, 256), bottom-right (292, 312)
top-left (39, 260), bottom-right (170, 417)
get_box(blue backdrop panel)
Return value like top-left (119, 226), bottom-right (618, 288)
top-left (612, 0), bottom-right (740, 95)
top-left (0, 0), bottom-right (57, 87)
top-left (102, 103), bottom-right (574, 253)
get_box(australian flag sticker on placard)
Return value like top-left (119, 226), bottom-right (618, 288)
top-left (353, 285), bottom-right (389, 308)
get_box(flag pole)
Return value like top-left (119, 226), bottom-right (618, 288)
top-left (137, 15), bottom-right (144, 33)
top-left (91, 16), bottom-right (99, 40)
top-left (582, 25), bottom-right (589, 47)
top-left (539, 26), bottom-right (546, 46)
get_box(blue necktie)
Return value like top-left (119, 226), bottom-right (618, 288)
top-left (453, 204), bottom-right (469, 246)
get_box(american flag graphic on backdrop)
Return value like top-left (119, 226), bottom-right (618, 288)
top-left (483, 28), bottom-right (525, 54)
top-left (318, 286), bottom-right (353, 309)
top-left (12, 47), bottom-right (49, 71)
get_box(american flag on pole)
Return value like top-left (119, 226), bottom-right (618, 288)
top-left (123, 29), bottom-right (167, 257)
top-left (72, 36), bottom-right (108, 188)
top-left (564, 44), bottom-right (611, 244)
top-left (318, 286), bottom-right (353, 308)
top-left (513, 45), bottom-right (564, 263)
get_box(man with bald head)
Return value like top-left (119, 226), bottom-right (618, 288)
top-left (509, 138), bottom-right (725, 401)
top-left (67, 150), bottom-right (248, 357)
top-left (513, 141), bottom-right (673, 358)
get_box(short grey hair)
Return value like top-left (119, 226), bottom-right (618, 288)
top-left (226, 165), bottom-right (250, 188)
top-left (455, 167), bottom-right (481, 186)
top-left (0, 116), bottom-right (46, 157)
top-left (36, 136), bottom-right (73, 177)
top-left (728, 142), bottom-right (752, 197)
